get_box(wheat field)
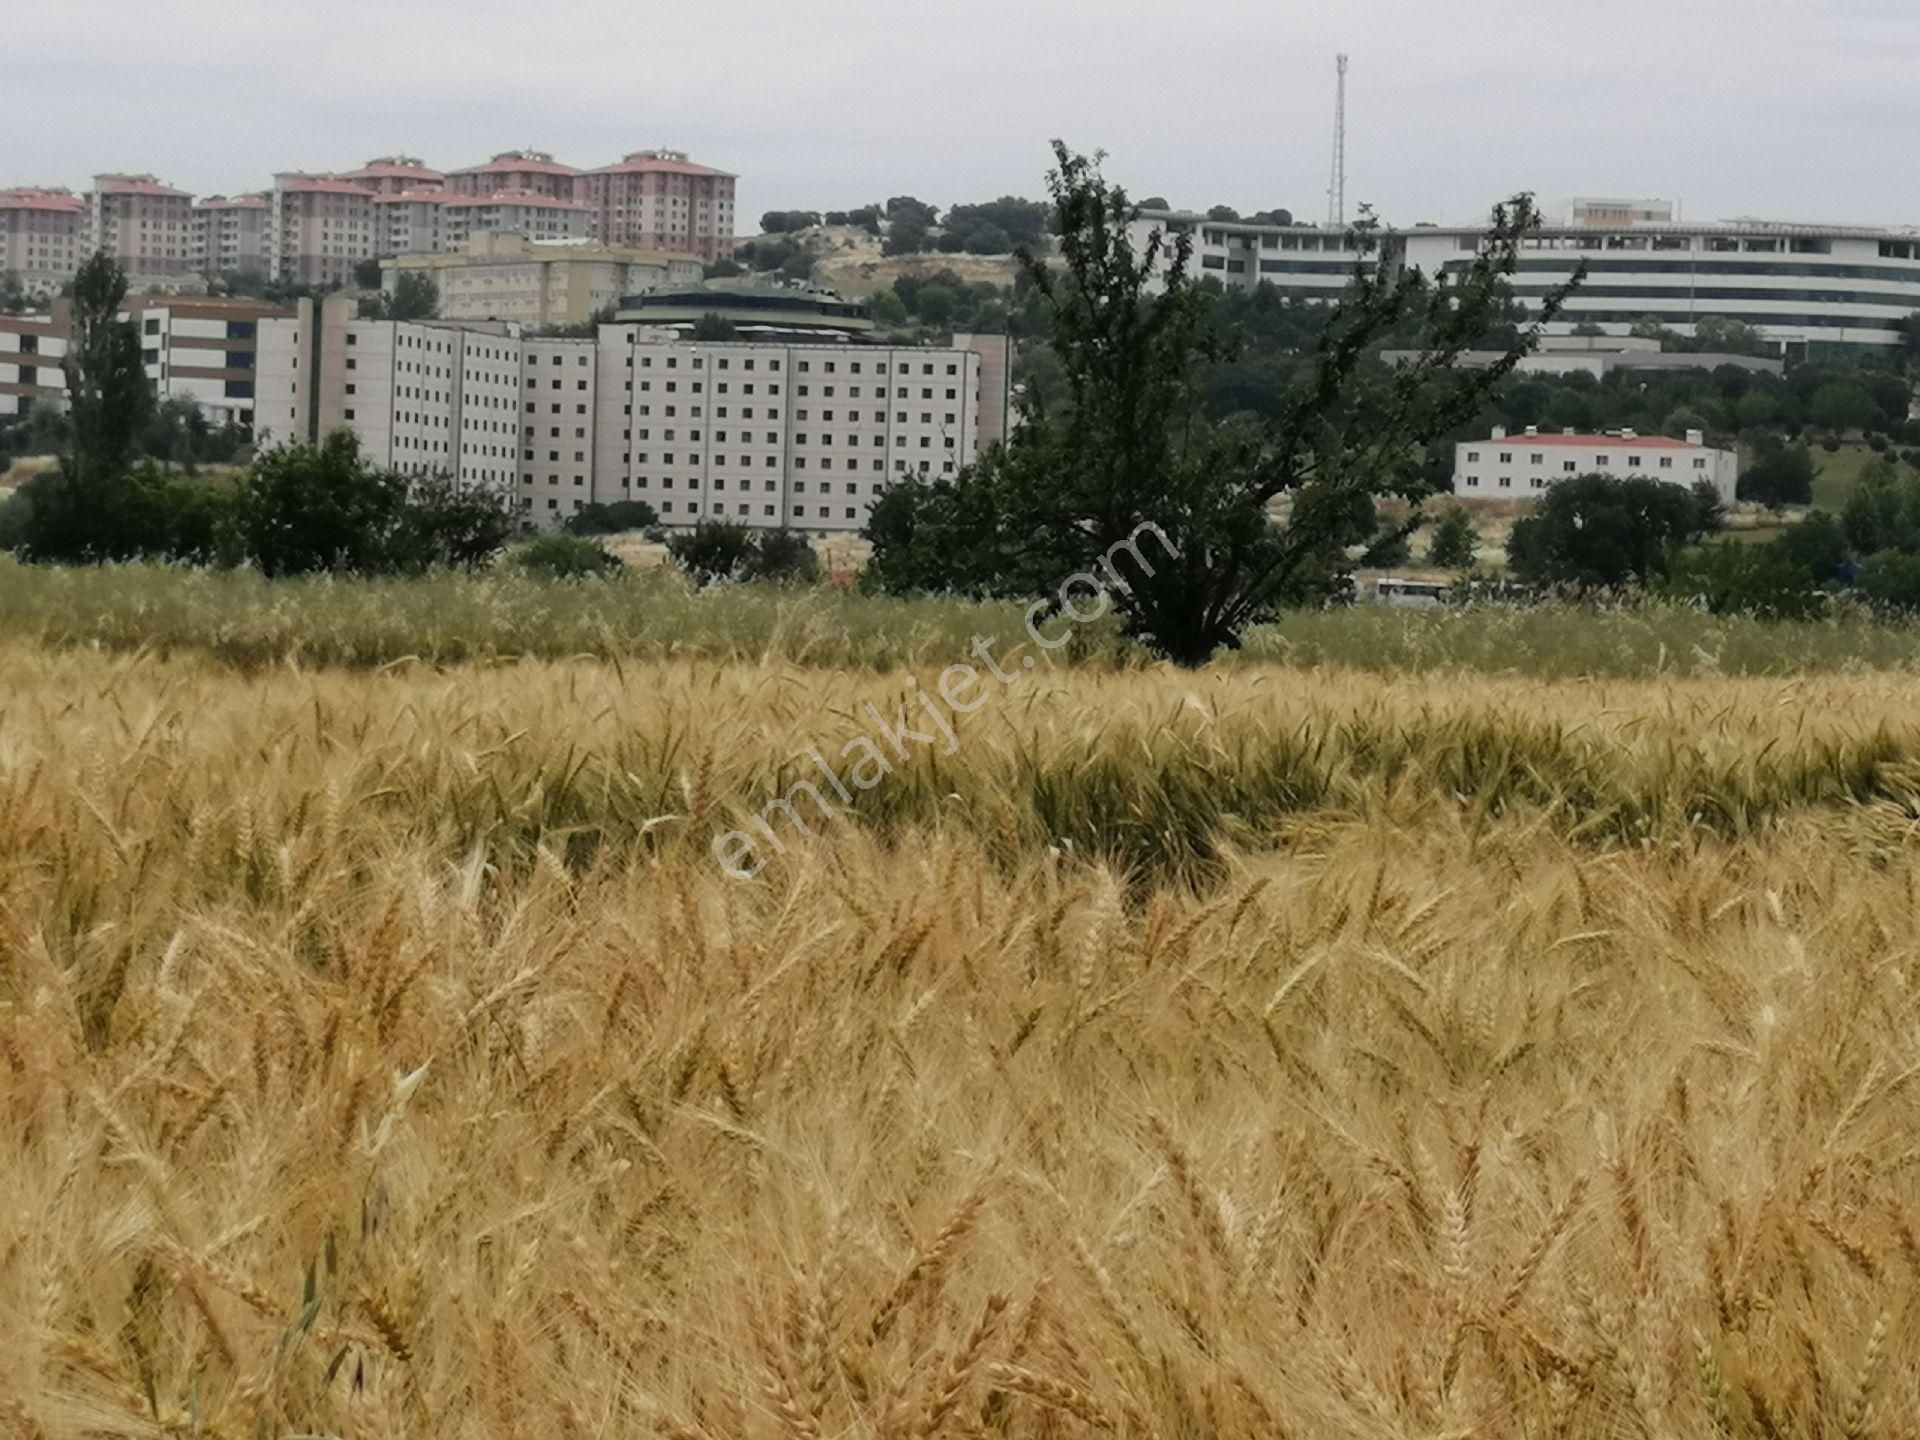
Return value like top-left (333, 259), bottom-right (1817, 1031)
top-left (6, 641), bottom-right (1920, 1438)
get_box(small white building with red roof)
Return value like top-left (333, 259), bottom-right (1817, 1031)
top-left (1453, 426), bottom-right (1738, 504)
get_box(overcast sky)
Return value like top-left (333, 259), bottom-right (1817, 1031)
top-left (15, 0), bottom-right (1917, 230)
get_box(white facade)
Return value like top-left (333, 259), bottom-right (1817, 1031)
top-left (0, 314), bottom-right (68, 419)
top-left (1398, 222), bottom-right (1920, 357)
top-left (1133, 209), bottom-right (1920, 356)
top-left (1129, 213), bottom-right (1374, 300)
top-left (254, 296), bottom-right (1008, 533)
top-left (1452, 426), bottom-right (1738, 505)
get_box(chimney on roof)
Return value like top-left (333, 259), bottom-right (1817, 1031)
top-left (1491, 425), bottom-right (1507, 440)
top-left (1524, 425), bottom-right (1539, 437)
top-left (1686, 428), bottom-right (1704, 446)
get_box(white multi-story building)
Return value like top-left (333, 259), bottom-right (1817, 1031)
top-left (1135, 208), bottom-right (1920, 358)
top-left (253, 294), bottom-right (1010, 532)
top-left (1451, 425), bottom-right (1738, 504)
top-left (0, 296), bottom-right (287, 423)
top-left (0, 311), bottom-right (69, 418)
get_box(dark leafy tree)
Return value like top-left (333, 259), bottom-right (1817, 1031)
top-left (744, 528), bottom-right (821, 583)
top-left (666, 519), bottom-right (757, 585)
top-left (390, 472), bottom-right (514, 570)
top-left (16, 255), bottom-right (156, 560)
top-left (705, 258), bottom-right (745, 279)
top-left (565, 499), bottom-right (659, 535)
top-left (1858, 549), bottom-right (1920, 610)
top-left (352, 258), bottom-right (384, 289)
top-left (692, 312), bottom-right (739, 341)
top-left (863, 142), bottom-right (1575, 666)
top-left (1425, 506), bottom-right (1478, 569)
top-left (1779, 510), bottom-right (1850, 583)
top-left (1809, 380), bottom-right (1875, 437)
top-left (1206, 205), bottom-right (1241, 222)
top-left (63, 253), bottom-right (152, 489)
top-left (760, 210), bottom-right (822, 234)
top-left (1505, 475), bottom-right (1721, 589)
top-left (1738, 436), bottom-right (1816, 509)
top-left (1841, 458), bottom-right (1920, 555)
top-left (232, 432), bottom-right (510, 576)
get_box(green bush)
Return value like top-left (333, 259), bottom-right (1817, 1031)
top-left (744, 528), bottom-right (822, 584)
top-left (666, 521), bottom-right (757, 586)
top-left (1857, 549), bottom-right (1920, 611)
top-left (508, 534), bottom-right (624, 579)
top-left (1658, 539), bottom-right (1823, 620)
top-left (564, 500), bottom-right (659, 536)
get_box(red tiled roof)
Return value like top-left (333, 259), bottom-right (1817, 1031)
top-left (93, 174), bottom-right (190, 198)
top-left (274, 174), bottom-right (375, 196)
top-left (448, 151), bottom-right (581, 177)
top-left (1494, 433), bottom-right (1697, 449)
top-left (590, 152), bottom-right (733, 178)
top-left (0, 188), bottom-right (85, 213)
top-left (339, 158), bottom-right (444, 182)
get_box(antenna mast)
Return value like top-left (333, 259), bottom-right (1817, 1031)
top-left (1327, 53), bottom-right (1349, 227)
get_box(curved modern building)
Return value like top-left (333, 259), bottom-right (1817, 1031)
top-left (1400, 221), bottom-right (1920, 358)
top-left (614, 283), bottom-right (874, 338)
top-left (1136, 209), bottom-right (1920, 358)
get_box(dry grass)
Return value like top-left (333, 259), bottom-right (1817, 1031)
top-left (5, 643), bottom-right (1920, 1437)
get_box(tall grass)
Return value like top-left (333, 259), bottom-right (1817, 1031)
top-left (13, 555), bottom-right (1920, 676)
top-left (6, 645), bottom-right (1920, 1435)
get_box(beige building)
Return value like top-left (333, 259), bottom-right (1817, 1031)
top-left (446, 151), bottom-right (581, 201)
top-left (265, 173), bottom-right (377, 286)
top-left (88, 174), bottom-right (196, 284)
top-left (582, 150), bottom-right (736, 262)
top-left (1, 188), bottom-right (85, 297)
top-left (192, 194), bottom-right (269, 277)
top-left (381, 233), bottom-right (702, 327)
top-left (255, 295), bottom-right (1010, 533)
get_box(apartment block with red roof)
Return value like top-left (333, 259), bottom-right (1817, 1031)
top-left (0, 188), bottom-right (86, 296)
top-left (1453, 425), bottom-right (1739, 504)
top-left (265, 173), bottom-right (378, 286)
top-left (87, 174), bottom-right (196, 283)
top-left (579, 150), bottom-right (736, 262)
top-left (444, 151), bottom-right (581, 202)
top-left (191, 194), bottom-right (269, 277)
top-left (336, 156), bottom-right (445, 197)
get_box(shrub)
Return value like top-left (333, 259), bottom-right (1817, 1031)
top-left (1778, 510), bottom-right (1850, 584)
top-left (1657, 539), bottom-right (1823, 620)
top-left (509, 533), bottom-right (624, 579)
top-left (564, 500), bottom-right (660, 537)
top-left (666, 521), bottom-right (757, 586)
top-left (232, 434), bottom-right (512, 576)
top-left (1857, 549), bottom-right (1920, 611)
top-left (744, 528), bottom-right (822, 584)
